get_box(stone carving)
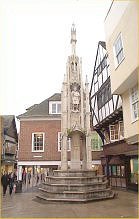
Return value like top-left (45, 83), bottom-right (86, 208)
top-left (70, 82), bottom-right (80, 112)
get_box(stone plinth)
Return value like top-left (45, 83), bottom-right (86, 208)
top-left (37, 170), bottom-right (115, 202)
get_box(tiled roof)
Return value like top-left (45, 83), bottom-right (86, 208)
top-left (1, 115), bottom-right (18, 140)
top-left (17, 93), bottom-right (61, 119)
top-left (2, 115), bottom-right (15, 129)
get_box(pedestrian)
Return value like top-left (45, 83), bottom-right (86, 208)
top-left (28, 172), bottom-right (31, 184)
top-left (22, 170), bottom-right (26, 184)
top-left (36, 173), bottom-right (39, 184)
top-left (1, 171), bottom-right (9, 196)
top-left (8, 173), bottom-right (14, 196)
top-left (13, 171), bottom-right (17, 181)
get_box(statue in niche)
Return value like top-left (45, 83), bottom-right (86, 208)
top-left (71, 83), bottom-right (80, 112)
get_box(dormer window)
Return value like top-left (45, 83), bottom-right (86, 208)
top-left (49, 101), bottom-right (61, 114)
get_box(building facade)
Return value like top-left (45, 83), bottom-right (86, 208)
top-left (90, 40), bottom-right (138, 190)
top-left (17, 93), bottom-right (62, 178)
top-left (104, 0), bottom-right (138, 190)
top-left (17, 93), bottom-right (103, 179)
top-left (1, 115), bottom-right (18, 174)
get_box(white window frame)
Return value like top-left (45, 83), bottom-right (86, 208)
top-left (32, 132), bottom-right (45, 152)
top-left (113, 33), bottom-right (125, 68)
top-left (130, 85), bottom-right (139, 122)
top-left (119, 121), bottom-right (124, 140)
top-left (110, 121), bottom-right (124, 142)
top-left (110, 124), bottom-right (119, 142)
top-left (49, 101), bottom-right (61, 114)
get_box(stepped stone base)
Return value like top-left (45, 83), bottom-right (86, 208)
top-left (36, 170), bottom-right (116, 202)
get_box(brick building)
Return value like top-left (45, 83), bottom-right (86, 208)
top-left (17, 92), bottom-right (103, 179)
top-left (17, 93), bottom-right (62, 177)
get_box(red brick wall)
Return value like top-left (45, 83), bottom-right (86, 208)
top-left (18, 120), bottom-right (61, 161)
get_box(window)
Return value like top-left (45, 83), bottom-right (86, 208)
top-left (110, 124), bottom-right (119, 141)
top-left (49, 101), bottom-right (61, 114)
top-left (91, 132), bottom-right (103, 151)
top-left (130, 85), bottom-right (139, 121)
top-left (113, 33), bottom-right (124, 67)
top-left (110, 121), bottom-right (124, 142)
top-left (97, 82), bottom-right (111, 109)
top-left (130, 158), bottom-right (138, 184)
top-left (119, 121), bottom-right (124, 139)
top-left (32, 133), bottom-right (44, 152)
top-left (110, 165), bottom-right (125, 177)
top-left (112, 166), bottom-right (116, 176)
top-left (58, 132), bottom-right (62, 151)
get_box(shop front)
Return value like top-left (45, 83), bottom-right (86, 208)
top-left (127, 156), bottom-right (138, 191)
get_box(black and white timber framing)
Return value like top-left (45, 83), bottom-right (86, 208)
top-left (90, 41), bottom-right (123, 144)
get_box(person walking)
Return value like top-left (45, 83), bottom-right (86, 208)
top-left (1, 171), bottom-right (9, 196)
top-left (8, 173), bottom-right (14, 196)
top-left (28, 172), bottom-right (31, 184)
top-left (22, 170), bottom-right (26, 184)
top-left (36, 173), bottom-right (39, 185)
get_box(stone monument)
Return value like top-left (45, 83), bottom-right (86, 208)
top-left (37, 24), bottom-right (115, 202)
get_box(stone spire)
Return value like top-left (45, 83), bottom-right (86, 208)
top-left (70, 23), bottom-right (77, 56)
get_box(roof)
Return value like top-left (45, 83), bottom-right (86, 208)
top-left (17, 93), bottom-right (61, 119)
top-left (98, 41), bottom-right (106, 50)
top-left (1, 115), bottom-right (18, 140)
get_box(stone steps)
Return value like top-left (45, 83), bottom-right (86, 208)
top-left (45, 176), bottom-right (105, 184)
top-left (39, 187), bottom-right (111, 194)
top-left (43, 180), bottom-right (108, 186)
top-left (36, 195), bottom-right (115, 203)
top-left (40, 180), bottom-right (108, 192)
top-left (47, 175), bottom-right (105, 179)
top-left (38, 187), bottom-right (114, 200)
top-left (53, 170), bottom-right (97, 177)
top-left (36, 170), bottom-right (115, 202)
top-left (36, 190), bottom-right (115, 202)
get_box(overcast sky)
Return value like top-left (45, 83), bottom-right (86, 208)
top-left (0, 0), bottom-right (111, 119)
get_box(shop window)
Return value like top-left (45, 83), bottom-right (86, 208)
top-left (117, 166), bottom-right (121, 176)
top-left (130, 158), bottom-right (138, 184)
top-left (110, 165), bottom-right (125, 177)
top-left (109, 166), bottom-right (112, 176)
top-left (121, 166), bottom-right (125, 177)
top-left (112, 166), bottom-right (116, 176)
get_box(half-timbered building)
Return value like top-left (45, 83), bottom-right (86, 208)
top-left (1, 115), bottom-right (18, 173)
top-left (90, 41), bottom-right (138, 190)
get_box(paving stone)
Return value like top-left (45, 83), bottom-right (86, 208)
top-left (1, 187), bottom-right (138, 218)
